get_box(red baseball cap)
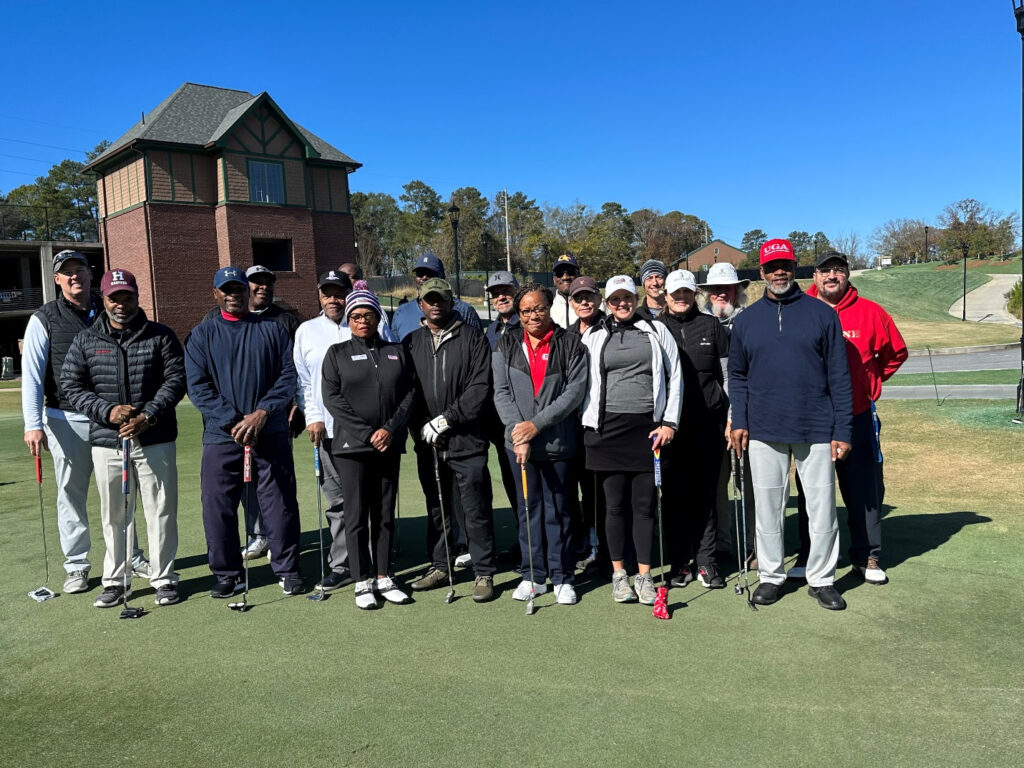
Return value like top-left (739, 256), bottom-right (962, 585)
top-left (100, 269), bottom-right (139, 296)
top-left (759, 238), bottom-right (796, 265)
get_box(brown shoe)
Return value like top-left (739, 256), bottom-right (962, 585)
top-left (472, 575), bottom-right (494, 602)
top-left (411, 568), bottom-right (450, 591)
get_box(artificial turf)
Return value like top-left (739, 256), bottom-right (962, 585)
top-left (1, 393), bottom-right (1021, 767)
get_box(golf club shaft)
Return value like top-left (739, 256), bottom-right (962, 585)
top-left (122, 438), bottom-right (132, 609)
top-left (653, 448), bottom-right (664, 586)
top-left (35, 455), bottom-right (50, 587)
top-left (313, 445), bottom-right (326, 591)
top-left (242, 445), bottom-right (252, 604)
top-left (432, 447), bottom-right (456, 598)
top-left (731, 451), bottom-right (743, 591)
top-left (521, 463), bottom-right (536, 601)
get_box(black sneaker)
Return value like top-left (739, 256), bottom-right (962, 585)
top-left (698, 564), bottom-right (726, 589)
top-left (210, 576), bottom-right (245, 598)
top-left (670, 565), bottom-right (695, 588)
top-left (808, 584), bottom-right (847, 611)
top-left (93, 585), bottom-right (130, 608)
top-left (280, 575), bottom-right (304, 596)
top-left (154, 584), bottom-right (180, 606)
top-left (317, 570), bottom-right (354, 592)
top-left (751, 582), bottom-right (780, 605)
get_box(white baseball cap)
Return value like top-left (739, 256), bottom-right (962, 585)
top-left (666, 269), bottom-right (697, 294)
top-left (603, 274), bottom-right (637, 298)
top-left (703, 262), bottom-right (749, 288)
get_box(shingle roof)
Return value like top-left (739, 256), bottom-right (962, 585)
top-left (86, 82), bottom-right (358, 169)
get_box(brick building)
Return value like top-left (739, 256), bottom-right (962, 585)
top-left (673, 239), bottom-right (746, 273)
top-left (84, 83), bottom-right (360, 339)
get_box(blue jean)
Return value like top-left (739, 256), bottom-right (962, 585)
top-left (507, 451), bottom-right (573, 586)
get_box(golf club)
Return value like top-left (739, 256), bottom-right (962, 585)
top-left (308, 444), bottom-right (327, 602)
top-left (651, 445), bottom-right (669, 620)
top-left (28, 455), bottom-right (56, 602)
top-left (520, 462), bottom-right (536, 616)
top-left (734, 447), bottom-right (756, 612)
top-left (431, 446), bottom-right (456, 604)
top-left (229, 445), bottom-right (253, 612)
top-left (119, 438), bottom-right (144, 619)
top-left (731, 451), bottom-right (743, 596)
top-left (394, 482), bottom-right (401, 558)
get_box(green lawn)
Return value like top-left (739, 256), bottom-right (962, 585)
top-left (889, 368), bottom-right (1020, 386)
top-left (1, 392), bottom-right (1021, 767)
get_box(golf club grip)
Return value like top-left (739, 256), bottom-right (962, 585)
top-left (244, 445), bottom-right (252, 482)
top-left (35, 455), bottom-right (42, 484)
top-left (122, 439), bottom-right (130, 495)
top-left (653, 451), bottom-right (661, 487)
top-left (313, 445), bottom-right (321, 478)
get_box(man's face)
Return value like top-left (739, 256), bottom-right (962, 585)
top-left (570, 290), bottom-right (600, 322)
top-left (488, 285), bottom-right (515, 317)
top-left (761, 259), bottom-right (796, 296)
top-left (414, 268), bottom-right (438, 288)
top-left (419, 293), bottom-right (453, 324)
top-left (813, 259), bottom-right (850, 304)
top-left (54, 261), bottom-right (91, 301)
top-left (103, 290), bottom-right (139, 326)
top-left (666, 287), bottom-right (695, 315)
top-left (553, 266), bottom-right (578, 296)
top-left (248, 276), bottom-right (275, 310)
top-left (643, 273), bottom-right (665, 301)
top-left (214, 282), bottom-right (249, 316)
top-left (704, 284), bottom-right (737, 317)
top-left (339, 263), bottom-right (360, 283)
top-left (319, 284), bottom-right (350, 322)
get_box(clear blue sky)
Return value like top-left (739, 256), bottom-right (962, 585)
top-left (2, 1), bottom-right (1021, 253)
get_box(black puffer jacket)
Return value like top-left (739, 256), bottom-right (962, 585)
top-left (404, 317), bottom-right (492, 459)
top-left (656, 305), bottom-right (730, 431)
top-left (321, 334), bottom-right (414, 455)
top-left (33, 292), bottom-right (103, 411)
top-left (61, 310), bottom-right (187, 448)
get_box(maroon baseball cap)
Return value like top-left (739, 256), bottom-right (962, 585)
top-left (100, 269), bottom-right (139, 296)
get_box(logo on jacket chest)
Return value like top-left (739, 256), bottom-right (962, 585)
top-left (93, 349), bottom-right (113, 355)
top-left (842, 329), bottom-right (862, 340)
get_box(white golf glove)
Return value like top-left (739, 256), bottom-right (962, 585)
top-left (420, 415), bottom-right (450, 445)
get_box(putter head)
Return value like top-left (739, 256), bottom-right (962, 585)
top-left (119, 606), bottom-right (145, 620)
top-left (746, 594), bottom-right (758, 612)
top-left (28, 587), bottom-right (56, 602)
top-left (228, 600), bottom-right (250, 612)
top-left (734, 584), bottom-right (744, 595)
top-left (526, 598), bottom-right (535, 615)
top-left (306, 590), bottom-right (327, 602)
top-left (444, 588), bottom-right (456, 604)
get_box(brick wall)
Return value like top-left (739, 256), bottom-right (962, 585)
top-left (311, 212), bottom-right (356, 275)
top-left (102, 207), bottom-right (152, 312)
top-left (148, 205), bottom-right (220, 339)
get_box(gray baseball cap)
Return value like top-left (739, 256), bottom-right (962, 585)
top-left (486, 271), bottom-right (518, 291)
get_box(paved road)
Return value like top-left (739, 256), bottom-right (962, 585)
top-left (948, 274), bottom-right (1022, 325)
top-left (898, 346), bottom-right (1020, 374)
top-left (880, 384), bottom-right (1017, 400)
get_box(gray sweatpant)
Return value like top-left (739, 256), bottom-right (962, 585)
top-left (749, 440), bottom-right (838, 588)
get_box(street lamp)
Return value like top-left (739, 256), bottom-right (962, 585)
top-left (961, 242), bottom-right (968, 321)
top-left (1014, 1), bottom-right (1024, 419)
top-left (924, 225), bottom-right (929, 263)
top-left (482, 233), bottom-right (491, 323)
top-left (447, 203), bottom-right (461, 299)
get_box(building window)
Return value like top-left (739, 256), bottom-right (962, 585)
top-left (252, 238), bottom-right (292, 272)
top-left (248, 160), bottom-right (285, 203)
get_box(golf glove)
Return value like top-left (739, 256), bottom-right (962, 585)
top-left (421, 415), bottom-right (450, 445)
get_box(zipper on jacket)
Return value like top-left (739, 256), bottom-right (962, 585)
top-left (777, 301), bottom-right (783, 333)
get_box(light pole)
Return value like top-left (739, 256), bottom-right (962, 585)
top-left (447, 203), bottom-right (461, 299)
top-left (961, 242), bottom-right (968, 321)
top-left (924, 225), bottom-right (929, 262)
top-left (482, 233), bottom-right (491, 323)
top-left (1015, 1), bottom-right (1024, 419)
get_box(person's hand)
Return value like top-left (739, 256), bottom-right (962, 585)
top-left (831, 440), bottom-right (852, 462)
top-left (231, 409), bottom-right (269, 446)
top-left (513, 442), bottom-right (531, 464)
top-left (307, 421), bottom-right (327, 446)
top-left (648, 425), bottom-right (675, 451)
top-left (370, 428), bottom-right (392, 452)
top-left (119, 414), bottom-right (150, 439)
top-left (421, 415), bottom-right (449, 445)
top-left (109, 404), bottom-right (136, 426)
top-left (24, 429), bottom-right (48, 457)
top-left (724, 420), bottom-right (731, 441)
top-left (511, 421), bottom-right (539, 445)
top-left (288, 406), bottom-right (306, 439)
top-left (730, 428), bottom-right (749, 457)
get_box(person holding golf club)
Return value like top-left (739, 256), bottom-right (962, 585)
top-left (788, 250), bottom-right (907, 586)
top-left (728, 238), bottom-right (853, 611)
top-left (404, 278), bottom-right (497, 603)
top-left (655, 269), bottom-right (731, 590)
top-left (492, 283), bottom-right (588, 606)
top-left (185, 266), bottom-right (304, 600)
top-left (22, 250), bottom-right (147, 594)
top-left (580, 275), bottom-right (681, 605)
top-left (61, 269), bottom-right (186, 608)
top-left (321, 290), bottom-right (414, 609)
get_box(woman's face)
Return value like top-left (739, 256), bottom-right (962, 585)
top-left (570, 290), bottom-right (599, 322)
top-left (518, 290), bottom-right (552, 336)
top-left (606, 290), bottom-right (636, 321)
top-left (348, 308), bottom-right (380, 339)
top-left (667, 287), bottom-right (695, 315)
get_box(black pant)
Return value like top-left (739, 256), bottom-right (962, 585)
top-left (602, 470), bottom-right (656, 565)
top-left (415, 445), bottom-right (496, 576)
top-left (332, 450), bottom-right (400, 581)
top-left (661, 425), bottom-right (724, 569)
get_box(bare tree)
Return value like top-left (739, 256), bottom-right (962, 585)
top-left (831, 231), bottom-right (865, 268)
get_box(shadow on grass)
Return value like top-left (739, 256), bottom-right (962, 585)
top-left (881, 510), bottom-right (991, 569)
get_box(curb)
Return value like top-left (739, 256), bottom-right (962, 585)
top-left (907, 342), bottom-right (1021, 357)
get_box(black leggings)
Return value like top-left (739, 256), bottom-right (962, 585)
top-left (602, 470), bottom-right (656, 565)
top-left (332, 450), bottom-right (400, 581)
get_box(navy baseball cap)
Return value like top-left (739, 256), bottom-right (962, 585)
top-left (53, 250), bottom-right (89, 273)
top-left (414, 252), bottom-right (446, 278)
top-left (213, 266), bottom-right (248, 289)
top-left (553, 253), bottom-right (579, 274)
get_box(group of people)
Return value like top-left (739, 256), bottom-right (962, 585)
top-left (23, 236), bottom-right (907, 613)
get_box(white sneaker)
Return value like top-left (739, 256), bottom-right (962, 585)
top-left (554, 583), bottom-right (577, 605)
top-left (511, 580), bottom-right (547, 601)
top-left (375, 576), bottom-right (412, 604)
top-left (454, 553), bottom-right (472, 568)
top-left (354, 579), bottom-right (379, 610)
top-left (854, 557), bottom-right (888, 585)
top-left (787, 564), bottom-right (807, 580)
top-left (241, 536), bottom-right (269, 560)
top-left (131, 559), bottom-right (152, 579)
top-left (63, 570), bottom-right (89, 594)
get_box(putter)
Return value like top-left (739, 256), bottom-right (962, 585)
top-left (734, 448), bottom-right (757, 612)
top-left (28, 455), bottom-right (56, 602)
top-left (431, 447), bottom-right (456, 604)
top-left (731, 451), bottom-right (744, 596)
top-left (394, 484), bottom-right (402, 558)
top-left (229, 445), bottom-right (253, 612)
top-left (520, 463), bottom-right (536, 615)
top-left (651, 445), bottom-right (669, 620)
top-left (308, 445), bottom-right (327, 602)
top-left (119, 439), bottom-right (144, 619)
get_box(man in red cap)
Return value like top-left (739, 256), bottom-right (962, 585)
top-left (61, 269), bottom-right (187, 607)
top-left (728, 239), bottom-right (854, 611)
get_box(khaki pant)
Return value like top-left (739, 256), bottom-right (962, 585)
top-left (93, 440), bottom-right (178, 588)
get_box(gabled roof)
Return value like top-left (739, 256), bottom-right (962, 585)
top-left (85, 82), bottom-right (359, 170)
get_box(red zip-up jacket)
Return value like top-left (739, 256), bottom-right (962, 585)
top-left (807, 283), bottom-right (908, 415)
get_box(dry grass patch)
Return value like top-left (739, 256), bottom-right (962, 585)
top-left (887, 316), bottom-right (1020, 349)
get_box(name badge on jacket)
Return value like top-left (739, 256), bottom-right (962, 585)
top-left (351, 354), bottom-right (367, 361)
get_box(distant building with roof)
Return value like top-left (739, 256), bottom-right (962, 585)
top-left (672, 239), bottom-right (746, 273)
top-left (84, 82), bottom-right (360, 337)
